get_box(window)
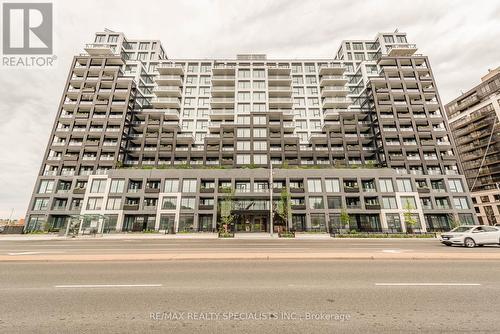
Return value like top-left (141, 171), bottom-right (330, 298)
top-left (381, 197), bottom-right (398, 209)
top-left (253, 103), bottom-right (266, 112)
top-left (379, 179), bottom-right (394, 192)
top-left (254, 154), bottom-right (267, 164)
top-left (106, 197), bottom-right (122, 210)
top-left (164, 179), bottom-right (179, 192)
top-left (180, 197), bottom-right (195, 210)
top-left (86, 197), bottom-right (102, 210)
top-left (238, 81), bottom-right (250, 89)
top-left (400, 196), bottom-right (417, 209)
top-left (236, 155), bottom-right (251, 164)
top-left (324, 179), bottom-right (340, 192)
top-left (253, 81), bottom-right (265, 89)
top-left (253, 92), bottom-right (266, 101)
top-left (310, 214), bottom-right (326, 231)
top-left (237, 141), bottom-right (251, 150)
top-left (33, 198), bottom-right (49, 211)
top-left (448, 179), bottom-right (464, 193)
top-left (253, 141), bottom-right (267, 150)
top-left (397, 179), bottom-right (413, 192)
top-left (237, 92), bottom-right (251, 101)
top-left (182, 179), bottom-right (197, 193)
top-left (309, 197), bottom-right (324, 209)
top-left (453, 197), bottom-right (470, 210)
top-left (90, 179), bottom-right (107, 193)
top-left (37, 180), bottom-right (54, 194)
top-left (238, 69), bottom-right (250, 78)
top-left (307, 179), bottom-right (323, 192)
top-left (386, 214), bottom-right (402, 233)
top-left (384, 35), bottom-right (394, 43)
top-left (253, 128), bottom-right (267, 138)
top-left (253, 116), bottom-right (266, 125)
top-left (109, 179), bottom-right (125, 193)
top-left (327, 196), bottom-right (342, 209)
top-left (237, 128), bottom-right (251, 137)
top-left (237, 116), bottom-right (250, 124)
top-left (162, 197), bottom-right (177, 209)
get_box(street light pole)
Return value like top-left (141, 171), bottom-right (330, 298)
top-left (269, 163), bottom-right (273, 236)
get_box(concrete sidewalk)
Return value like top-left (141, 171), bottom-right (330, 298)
top-left (1, 251), bottom-right (500, 262)
top-left (0, 232), bottom-right (340, 241)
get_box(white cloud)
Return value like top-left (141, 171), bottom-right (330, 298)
top-left (0, 0), bottom-right (499, 218)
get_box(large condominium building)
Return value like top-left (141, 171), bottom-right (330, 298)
top-left (445, 67), bottom-right (500, 225)
top-left (25, 30), bottom-right (477, 234)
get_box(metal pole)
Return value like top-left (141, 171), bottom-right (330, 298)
top-left (269, 163), bottom-right (273, 236)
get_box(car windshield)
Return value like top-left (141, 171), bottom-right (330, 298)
top-left (450, 226), bottom-right (473, 232)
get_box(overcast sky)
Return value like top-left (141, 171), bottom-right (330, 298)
top-left (0, 0), bottom-right (499, 219)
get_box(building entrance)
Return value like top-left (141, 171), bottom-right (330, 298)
top-left (235, 213), bottom-right (269, 232)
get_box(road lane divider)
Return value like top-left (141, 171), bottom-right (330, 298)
top-left (54, 284), bottom-right (163, 288)
top-left (375, 283), bottom-right (481, 286)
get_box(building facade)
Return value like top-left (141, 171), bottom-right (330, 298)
top-left (445, 68), bottom-right (500, 225)
top-left (25, 30), bottom-right (477, 234)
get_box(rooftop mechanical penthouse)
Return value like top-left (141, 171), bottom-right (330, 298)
top-left (26, 30), bottom-right (477, 234)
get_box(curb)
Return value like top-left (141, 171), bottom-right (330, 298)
top-left (1, 252), bottom-right (500, 262)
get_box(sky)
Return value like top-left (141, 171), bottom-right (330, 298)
top-left (0, 0), bottom-right (499, 219)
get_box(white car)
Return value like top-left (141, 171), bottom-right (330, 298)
top-left (440, 225), bottom-right (500, 248)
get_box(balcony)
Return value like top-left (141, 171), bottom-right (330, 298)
top-left (268, 86), bottom-right (292, 96)
top-left (268, 66), bottom-right (291, 75)
top-left (269, 98), bottom-right (293, 108)
top-left (153, 86), bottom-right (182, 97)
top-left (157, 63), bottom-right (184, 75)
top-left (210, 98), bottom-right (235, 108)
top-left (84, 43), bottom-right (118, 56)
top-left (318, 64), bottom-right (345, 75)
top-left (268, 75), bottom-right (292, 85)
top-left (386, 44), bottom-right (418, 56)
top-left (321, 86), bottom-right (349, 97)
top-left (212, 75), bottom-right (235, 85)
top-left (210, 86), bottom-right (235, 97)
top-left (212, 65), bottom-right (236, 75)
top-left (210, 109), bottom-right (235, 120)
top-left (151, 97), bottom-right (181, 109)
top-left (322, 97), bottom-right (351, 108)
top-left (155, 75), bottom-right (182, 86)
top-left (320, 75), bottom-right (348, 86)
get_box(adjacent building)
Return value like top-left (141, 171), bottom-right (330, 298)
top-left (445, 67), bottom-right (500, 225)
top-left (25, 30), bottom-right (477, 234)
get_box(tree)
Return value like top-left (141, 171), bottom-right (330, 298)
top-left (340, 208), bottom-right (351, 232)
top-left (276, 189), bottom-right (291, 232)
top-left (403, 201), bottom-right (418, 233)
top-left (219, 189), bottom-right (234, 233)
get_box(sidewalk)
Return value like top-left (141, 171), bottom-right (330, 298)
top-left (0, 233), bottom-right (220, 241)
top-left (0, 232), bottom-right (341, 241)
top-left (1, 251), bottom-right (499, 262)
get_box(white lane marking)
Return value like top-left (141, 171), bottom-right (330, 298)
top-left (382, 249), bottom-right (402, 253)
top-left (375, 283), bottom-right (481, 286)
top-left (7, 251), bottom-right (64, 256)
top-left (54, 284), bottom-right (163, 288)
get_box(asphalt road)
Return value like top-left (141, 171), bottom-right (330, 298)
top-left (1, 238), bottom-right (499, 257)
top-left (1, 259), bottom-right (499, 333)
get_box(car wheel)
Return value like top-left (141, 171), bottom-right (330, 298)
top-left (464, 238), bottom-right (476, 248)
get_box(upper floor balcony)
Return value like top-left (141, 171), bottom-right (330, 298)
top-left (153, 86), bottom-right (182, 97)
top-left (151, 97), bottom-right (181, 109)
top-left (318, 64), bottom-right (345, 76)
top-left (319, 75), bottom-right (348, 86)
top-left (386, 43), bottom-right (418, 57)
top-left (157, 63), bottom-right (184, 75)
top-left (84, 43), bottom-right (119, 56)
top-left (155, 75), bottom-right (182, 86)
top-left (322, 97), bottom-right (351, 109)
